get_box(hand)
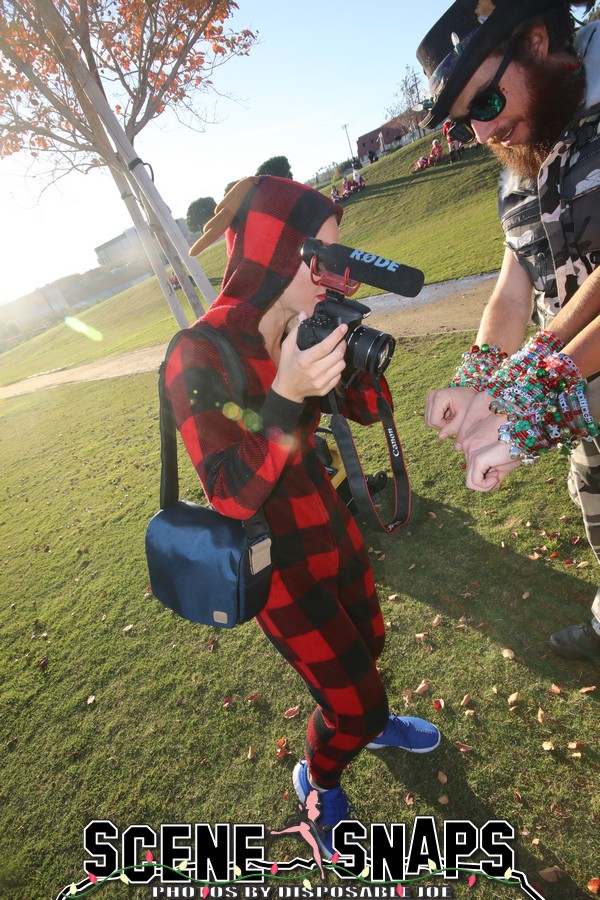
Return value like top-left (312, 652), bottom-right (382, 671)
top-left (459, 408), bottom-right (508, 458)
top-left (424, 386), bottom-right (477, 438)
top-left (272, 314), bottom-right (348, 403)
top-left (464, 440), bottom-right (522, 492)
top-left (454, 390), bottom-right (497, 450)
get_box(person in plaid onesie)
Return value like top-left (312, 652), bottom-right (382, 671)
top-left (165, 175), bottom-right (440, 857)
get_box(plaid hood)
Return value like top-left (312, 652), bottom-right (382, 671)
top-left (201, 176), bottom-right (342, 339)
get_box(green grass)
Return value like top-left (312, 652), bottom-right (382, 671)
top-left (1, 137), bottom-right (597, 899)
top-left (1, 331), bottom-right (599, 900)
top-left (0, 138), bottom-right (501, 387)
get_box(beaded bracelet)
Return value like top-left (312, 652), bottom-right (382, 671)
top-left (486, 330), bottom-right (565, 402)
top-left (450, 343), bottom-right (507, 390)
top-left (490, 353), bottom-right (599, 464)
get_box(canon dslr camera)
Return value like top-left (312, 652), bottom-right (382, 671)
top-left (296, 237), bottom-right (424, 378)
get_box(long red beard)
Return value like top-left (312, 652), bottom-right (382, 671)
top-left (487, 58), bottom-right (584, 179)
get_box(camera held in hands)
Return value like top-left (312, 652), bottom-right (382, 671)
top-left (297, 238), bottom-right (424, 378)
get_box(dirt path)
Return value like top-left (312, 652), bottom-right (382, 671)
top-left (0, 275), bottom-right (496, 400)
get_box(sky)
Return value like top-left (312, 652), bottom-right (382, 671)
top-left (0, 0), bottom-right (453, 308)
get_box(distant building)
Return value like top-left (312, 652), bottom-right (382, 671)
top-left (356, 117), bottom-right (411, 165)
top-left (95, 226), bottom-right (146, 267)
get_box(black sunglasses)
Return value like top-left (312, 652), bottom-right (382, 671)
top-left (448, 45), bottom-right (515, 144)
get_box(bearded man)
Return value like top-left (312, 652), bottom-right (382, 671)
top-left (417, 0), bottom-right (600, 664)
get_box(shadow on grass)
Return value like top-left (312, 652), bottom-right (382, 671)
top-left (360, 489), bottom-right (599, 690)
top-left (374, 745), bottom-right (591, 899)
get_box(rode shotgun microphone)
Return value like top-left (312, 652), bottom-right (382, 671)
top-left (301, 238), bottom-right (424, 298)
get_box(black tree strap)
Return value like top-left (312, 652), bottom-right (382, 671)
top-left (327, 381), bottom-right (411, 533)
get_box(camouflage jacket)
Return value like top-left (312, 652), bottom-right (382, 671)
top-left (538, 22), bottom-right (600, 307)
top-left (498, 171), bottom-right (559, 330)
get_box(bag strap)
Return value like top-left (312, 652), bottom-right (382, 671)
top-left (157, 324), bottom-right (269, 540)
top-left (327, 382), bottom-right (411, 534)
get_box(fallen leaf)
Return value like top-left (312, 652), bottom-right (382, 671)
top-left (247, 746), bottom-right (255, 759)
top-left (570, 535), bottom-right (581, 545)
top-left (276, 747), bottom-right (292, 758)
top-left (433, 698), bottom-right (445, 711)
top-left (502, 648), bottom-right (515, 659)
top-left (522, 591), bottom-right (530, 600)
top-left (379, 555), bottom-right (386, 561)
top-left (567, 741), bottom-right (584, 750)
top-left (415, 632), bottom-right (428, 641)
top-left (123, 624), bottom-right (134, 633)
top-left (579, 685), bottom-right (596, 693)
top-left (284, 705), bottom-right (300, 719)
top-left (431, 614), bottom-right (442, 627)
top-left (222, 696), bottom-right (234, 708)
top-left (437, 771), bottom-right (448, 784)
top-left (402, 689), bottom-right (413, 705)
top-left (388, 593), bottom-right (399, 601)
top-left (508, 691), bottom-right (519, 706)
top-left (246, 693), bottom-right (259, 703)
top-left (460, 693), bottom-right (471, 707)
top-left (408, 562), bottom-right (417, 570)
top-left (38, 656), bottom-right (48, 670)
top-left (538, 867), bottom-right (564, 883)
top-left (587, 878), bottom-right (600, 894)
top-left (455, 742), bottom-right (473, 752)
top-left (550, 684), bottom-right (561, 694)
top-left (514, 789), bottom-right (522, 802)
top-left (491, 685), bottom-right (498, 694)
top-left (571, 751), bottom-right (582, 759)
top-left (537, 708), bottom-right (546, 725)
top-left (438, 795), bottom-right (450, 805)
top-left (87, 695), bottom-right (95, 705)
top-left (464, 709), bottom-right (475, 717)
top-left (428, 511), bottom-right (437, 519)
top-left (542, 741), bottom-right (555, 751)
top-left (414, 679), bottom-right (430, 695)
top-left (405, 792), bottom-right (415, 806)
top-left (576, 560), bottom-right (589, 568)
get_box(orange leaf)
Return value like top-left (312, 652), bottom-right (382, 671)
top-left (550, 684), bottom-right (561, 694)
top-left (579, 685), bottom-right (596, 693)
top-left (277, 737), bottom-right (288, 749)
top-left (438, 795), bottom-right (450, 805)
top-left (433, 698), bottom-right (445, 711)
top-left (513, 789), bottom-right (522, 802)
top-left (455, 742), bottom-right (473, 752)
top-left (437, 771), bottom-right (448, 784)
top-left (405, 792), bottom-right (415, 806)
top-left (587, 878), bottom-right (600, 894)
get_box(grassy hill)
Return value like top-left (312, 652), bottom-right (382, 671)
top-left (0, 136), bottom-right (502, 387)
top-left (3, 139), bottom-right (599, 899)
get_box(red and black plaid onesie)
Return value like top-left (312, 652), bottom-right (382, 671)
top-left (166, 176), bottom-right (392, 787)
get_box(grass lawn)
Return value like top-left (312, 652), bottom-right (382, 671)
top-left (1, 330), bottom-right (599, 900)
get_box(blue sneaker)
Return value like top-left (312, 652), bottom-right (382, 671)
top-left (366, 714), bottom-right (441, 752)
top-left (292, 760), bottom-right (354, 859)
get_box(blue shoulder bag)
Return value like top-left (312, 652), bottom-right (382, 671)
top-left (145, 325), bottom-right (272, 628)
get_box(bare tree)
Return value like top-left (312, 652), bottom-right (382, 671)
top-left (385, 65), bottom-right (426, 142)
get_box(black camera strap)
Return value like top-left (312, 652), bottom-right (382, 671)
top-left (327, 381), bottom-right (411, 533)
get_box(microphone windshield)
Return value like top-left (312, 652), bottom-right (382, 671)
top-left (316, 242), bottom-right (424, 298)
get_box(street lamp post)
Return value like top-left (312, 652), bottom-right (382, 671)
top-left (342, 124), bottom-right (354, 162)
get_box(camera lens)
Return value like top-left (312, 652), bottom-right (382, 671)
top-left (346, 326), bottom-right (395, 376)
